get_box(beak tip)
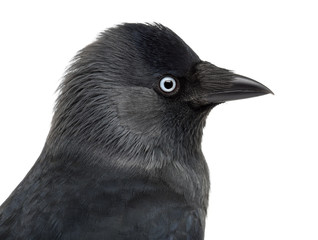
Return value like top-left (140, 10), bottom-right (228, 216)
top-left (232, 75), bottom-right (274, 99)
top-left (264, 86), bottom-right (274, 97)
top-left (261, 86), bottom-right (274, 96)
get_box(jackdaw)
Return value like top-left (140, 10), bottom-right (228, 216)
top-left (0, 23), bottom-right (272, 240)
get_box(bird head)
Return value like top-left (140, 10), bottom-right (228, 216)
top-left (48, 23), bottom-right (272, 168)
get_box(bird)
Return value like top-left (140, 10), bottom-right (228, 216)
top-left (0, 23), bottom-right (272, 240)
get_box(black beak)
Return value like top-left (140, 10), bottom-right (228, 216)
top-left (192, 61), bottom-right (273, 106)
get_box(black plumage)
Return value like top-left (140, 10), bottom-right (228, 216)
top-left (0, 23), bottom-right (272, 240)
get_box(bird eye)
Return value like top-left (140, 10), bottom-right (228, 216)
top-left (159, 76), bottom-right (178, 93)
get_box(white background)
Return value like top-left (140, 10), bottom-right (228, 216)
top-left (0, 1), bottom-right (317, 239)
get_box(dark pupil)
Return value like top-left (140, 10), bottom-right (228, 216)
top-left (164, 80), bottom-right (173, 89)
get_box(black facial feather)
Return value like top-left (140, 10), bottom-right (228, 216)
top-left (0, 23), bottom-right (272, 240)
top-left (48, 23), bottom-right (209, 172)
